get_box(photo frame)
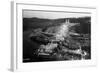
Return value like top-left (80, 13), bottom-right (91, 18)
top-left (11, 1), bottom-right (97, 71)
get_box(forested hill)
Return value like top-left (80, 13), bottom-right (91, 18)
top-left (23, 17), bottom-right (91, 34)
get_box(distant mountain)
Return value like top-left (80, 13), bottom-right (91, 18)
top-left (23, 17), bottom-right (91, 34)
top-left (23, 17), bottom-right (66, 31)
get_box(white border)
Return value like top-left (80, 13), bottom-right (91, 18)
top-left (11, 1), bottom-right (97, 72)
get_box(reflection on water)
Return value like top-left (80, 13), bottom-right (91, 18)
top-left (32, 20), bottom-right (89, 61)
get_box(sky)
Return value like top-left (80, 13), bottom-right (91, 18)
top-left (23, 10), bottom-right (91, 19)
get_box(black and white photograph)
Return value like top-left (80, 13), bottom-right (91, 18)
top-left (23, 10), bottom-right (91, 63)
